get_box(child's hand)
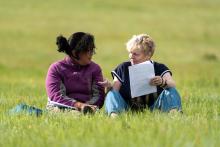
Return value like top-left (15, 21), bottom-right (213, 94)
top-left (150, 76), bottom-right (163, 86)
top-left (98, 78), bottom-right (112, 88)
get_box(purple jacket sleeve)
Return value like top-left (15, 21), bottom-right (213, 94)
top-left (45, 63), bottom-right (76, 108)
top-left (86, 65), bottom-right (105, 108)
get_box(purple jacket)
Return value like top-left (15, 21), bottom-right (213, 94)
top-left (45, 56), bottom-right (105, 109)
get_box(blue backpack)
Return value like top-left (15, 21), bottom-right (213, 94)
top-left (9, 103), bottom-right (43, 117)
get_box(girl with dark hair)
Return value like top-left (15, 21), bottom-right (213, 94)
top-left (45, 32), bottom-right (105, 114)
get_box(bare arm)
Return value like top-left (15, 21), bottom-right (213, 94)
top-left (162, 72), bottom-right (176, 87)
top-left (112, 76), bottom-right (122, 91)
top-left (150, 72), bottom-right (176, 88)
top-left (98, 76), bottom-right (122, 91)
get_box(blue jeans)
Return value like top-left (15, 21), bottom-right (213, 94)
top-left (152, 87), bottom-right (182, 112)
top-left (105, 88), bottom-right (182, 115)
top-left (105, 89), bottom-right (128, 115)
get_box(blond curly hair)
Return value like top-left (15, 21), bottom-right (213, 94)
top-left (126, 34), bottom-right (155, 57)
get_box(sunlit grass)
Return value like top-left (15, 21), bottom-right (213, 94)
top-left (0, 0), bottom-right (220, 146)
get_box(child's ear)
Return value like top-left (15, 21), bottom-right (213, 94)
top-left (148, 52), bottom-right (154, 58)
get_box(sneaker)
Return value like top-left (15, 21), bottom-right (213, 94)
top-left (81, 106), bottom-right (94, 115)
top-left (110, 112), bottom-right (118, 118)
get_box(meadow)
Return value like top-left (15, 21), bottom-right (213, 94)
top-left (0, 0), bottom-right (220, 146)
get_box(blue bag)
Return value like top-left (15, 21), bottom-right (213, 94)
top-left (9, 103), bottom-right (43, 117)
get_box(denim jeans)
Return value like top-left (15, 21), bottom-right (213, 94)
top-left (152, 87), bottom-right (182, 112)
top-left (105, 89), bottom-right (128, 115)
top-left (105, 87), bottom-right (182, 115)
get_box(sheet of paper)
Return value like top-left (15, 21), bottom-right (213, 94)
top-left (128, 61), bottom-right (157, 98)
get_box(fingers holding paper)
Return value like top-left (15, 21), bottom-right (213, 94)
top-left (150, 76), bottom-right (163, 86)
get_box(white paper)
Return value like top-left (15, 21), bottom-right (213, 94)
top-left (128, 61), bottom-right (157, 98)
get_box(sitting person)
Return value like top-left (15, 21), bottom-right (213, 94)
top-left (45, 32), bottom-right (105, 114)
top-left (100, 34), bottom-right (182, 117)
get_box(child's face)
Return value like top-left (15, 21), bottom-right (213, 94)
top-left (128, 49), bottom-right (151, 65)
top-left (78, 50), bottom-right (94, 65)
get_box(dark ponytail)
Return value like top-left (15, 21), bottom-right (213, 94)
top-left (56, 35), bottom-right (72, 56)
top-left (56, 32), bottom-right (96, 59)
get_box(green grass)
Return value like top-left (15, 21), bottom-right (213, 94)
top-left (0, 0), bottom-right (220, 146)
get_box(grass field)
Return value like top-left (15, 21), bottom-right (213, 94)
top-left (0, 0), bottom-right (220, 146)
